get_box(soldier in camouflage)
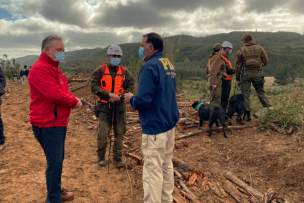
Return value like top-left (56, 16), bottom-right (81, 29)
top-left (90, 45), bottom-right (135, 167)
top-left (235, 33), bottom-right (272, 121)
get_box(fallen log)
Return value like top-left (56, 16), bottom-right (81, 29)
top-left (128, 153), bottom-right (143, 163)
top-left (172, 156), bottom-right (203, 174)
top-left (224, 172), bottom-right (276, 203)
top-left (80, 98), bottom-right (95, 110)
top-left (174, 170), bottom-right (197, 200)
top-left (177, 102), bottom-right (192, 107)
top-left (260, 188), bottom-right (276, 203)
top-left (176, 126), bottom-right (248, 140)
top-left (68, 78), bottom-right (90, 82)
top-left (172, 187), bottom-right (187, 203)
top-left (269, 123), bottom-right (286, 135)
top-left (207, 181), bottom-right (225, 199)
top-left (179, 190), bottom-right (200, 203)
top-left (222, 180), bottom-right (249, 203)
top-left (70, 84), bottom-right (89, 92)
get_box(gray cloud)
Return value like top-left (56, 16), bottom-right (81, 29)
top-left (243, 0), bottom-right (287, 13)
top-left (147, 0), bottom-right (232, 11)
top-left (93, 2), bottom-right (176, 29)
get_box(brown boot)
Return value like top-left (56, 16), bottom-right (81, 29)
top-left (61, 189), bottom-right (74, 201)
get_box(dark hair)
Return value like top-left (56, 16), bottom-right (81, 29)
top-left (209, 48), bottom-right (220, 58)
top-left (143, 32), bottom-right (163, 52)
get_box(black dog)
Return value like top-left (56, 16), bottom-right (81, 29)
top-left (192, 101), bottom-right (227, 138)
top-left (226, 94), bottom-right (245, 125)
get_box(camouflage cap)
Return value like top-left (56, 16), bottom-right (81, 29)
top-left (213, 43), bottom-right (223, 50)
top-left (242, 33), bottom-right (253, 41)
top-left (107, 44), bottom-right (123, 56)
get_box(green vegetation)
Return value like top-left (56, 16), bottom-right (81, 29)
top-left (1, 54), bottom-right (20, 79)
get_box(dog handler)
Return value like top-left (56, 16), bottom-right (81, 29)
top-left (206, 43), bottom-right (227, 105)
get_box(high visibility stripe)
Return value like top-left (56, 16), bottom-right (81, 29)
top-left (220, 55), bottom-right (232, 68)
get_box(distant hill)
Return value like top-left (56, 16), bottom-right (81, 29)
top-left (14, 31), bottom-right (304, 78)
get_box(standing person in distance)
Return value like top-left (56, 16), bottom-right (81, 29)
top-left (125, 32), bottom-right (179, 203)
top-left (206, 43), bottom-right (227, 105)
top-left (220, 41), bottom-right (235, 111)
top-left (235, 33), bottom-right (272, 120)
top-left (28, 35), bottom-right (82, 203)
top-left (0, 65), bottom-right (6, 152)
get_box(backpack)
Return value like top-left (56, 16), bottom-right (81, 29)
top-left (240, 45), bottom-right (263, 69)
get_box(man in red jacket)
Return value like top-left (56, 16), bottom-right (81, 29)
top-left (28, 35), bottom-right (82, 203)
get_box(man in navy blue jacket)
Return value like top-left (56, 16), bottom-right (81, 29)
top-left (125, 32), bottom-right (179, 203)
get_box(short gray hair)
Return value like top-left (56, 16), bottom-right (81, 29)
top-left (41, 35), bottom-right (63, 51)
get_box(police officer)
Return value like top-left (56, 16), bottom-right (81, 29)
top-left (90, 45), bottom-right (135, 167)
top-left (220, 41), bottom-right (235, 111)
top-left (206, 43), bottom-right (227, 105)
top-left (235, 33), bottom-right (272, 120)
top-left (20, 65), bottom-right (28, 84)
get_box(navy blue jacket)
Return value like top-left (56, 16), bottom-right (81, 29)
top-left (130, 52), bottom-right (179, 135)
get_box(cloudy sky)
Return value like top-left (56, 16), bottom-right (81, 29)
top-left (0, 0), bottom-right (304, 58)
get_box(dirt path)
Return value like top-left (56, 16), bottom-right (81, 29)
top-left (0, 81), bottom-right (303, 203)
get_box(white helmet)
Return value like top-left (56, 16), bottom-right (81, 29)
top-left (107, 44), bottom-right (123, 56)
top-left (222, 41), bottom-right (233, 49)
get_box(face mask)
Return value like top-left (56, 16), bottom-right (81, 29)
top-left (229, 50), bottom-right (233, 55)
top-left (138, 47), bottom-right (146, 61)
top-left (55, 52), bottom-right (65, 63)
top-left (110, 58), bottom-right (121, 66)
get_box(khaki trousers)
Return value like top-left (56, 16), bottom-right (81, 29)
top-left (21, 75), bottom-right (27, 84)
top-left (142, 128), bottom-right (175, 203)
top-left (207, 76), bottom-right (222, 105)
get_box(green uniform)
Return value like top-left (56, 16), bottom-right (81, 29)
top-left (220, 54), bottom-right (235, 111)
top-left (90, 64), bottom-right (135, 159)
top-left (206, 53), bottom-right (227, 105)
top-left (235, 41), bottom-right (272, 111)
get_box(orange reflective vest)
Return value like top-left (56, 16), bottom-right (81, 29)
top-left (98, 64), bottom-right (126, 103)
top-left (221, 55), bottom-right (233, 81)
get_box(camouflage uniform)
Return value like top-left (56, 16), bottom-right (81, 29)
top-left (235, 34), bottom-right (272, 113)
top-left (90, 64), bottom-right (135, 160)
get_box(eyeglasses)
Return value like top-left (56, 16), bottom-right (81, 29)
top-left (110, 55), bottom-right (122, 58)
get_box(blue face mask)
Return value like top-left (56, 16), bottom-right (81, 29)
top-left (138, 47), bottom-right (146, 61)
top-left (55, 52), bottom-right (65, 63)
top-left (110, 58), bottom-right (121, 66)
top-left (229, 50), bottom-right (233, 55)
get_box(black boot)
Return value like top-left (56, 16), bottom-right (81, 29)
top-left (114, 157), bottom-right (125, 168)
top-left (246, 111), bottom-right (253, 121)
top-left (98, 156), bottom-right (106, 166)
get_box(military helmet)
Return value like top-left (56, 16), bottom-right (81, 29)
top-left (222, 41), bottom-right (233, 49)
top-left (107, 44), bottom-right (123, 56)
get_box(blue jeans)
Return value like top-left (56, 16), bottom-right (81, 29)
top-left (0, 112), bottom-right (5, 145)
top-left (32, 126), bottom-right (67, 203)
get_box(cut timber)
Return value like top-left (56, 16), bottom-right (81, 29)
top-left (128, 153), bottom-right (143, 163)
top-left (176, 126), bottom-right (248, 140)
top-left (179, 190), bottom-right (201, 203)
top-left (260, 188), bottom-right (276, 203)
top-left (174, 170), bottom-right (197, 200)
top-left (80, 98), bottom-right (95, 110)
top-left (224, 172), bottom-right (277, 203)
top-left (223, 180), bottom-right (249, 203)
top-left (68, 78), bottom-right (90, 82)
top-left (269, 123), bottom-right (287, 135)
top-left (177, 102), bottom-right (192, 107)
top-left (207, 181), bottom-right (225, 199)
top-left (172, 157), bottom-right (203, 174)
top-left (70, 84), bottom-right (89, 92)
top-left (172, 187), bottom-right (187, 203)
top-left (188, 173), bottom-right (198, 186)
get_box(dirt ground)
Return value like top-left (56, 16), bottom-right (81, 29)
top-left (0, 80), bottom-right (304, 203)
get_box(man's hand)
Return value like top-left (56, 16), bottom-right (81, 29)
top-left (212, 85), bottom-right (217, 90)
top-left (237, 81), bottom-right (241, 86)
top-left (124, 92), bottom-right (134, 103)
top-left (108, 93), bottom-right (120, 101)
top-left (109, 97), bottom-right (116, 103)
top-left (72, 97), bottom-right (82, 109)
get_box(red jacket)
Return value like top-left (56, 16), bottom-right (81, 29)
top-left (28, 52), bottom-right (78, 127)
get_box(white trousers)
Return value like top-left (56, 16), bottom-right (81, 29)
top-left (142, 127), bottom-right (175, 203)
top-left (21, 75), bottom-right (27, 84)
